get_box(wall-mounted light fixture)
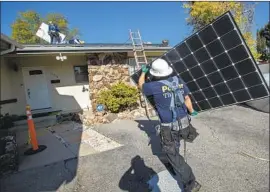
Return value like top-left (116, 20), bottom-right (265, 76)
top-left (56, 53), bottom-right (67, 61)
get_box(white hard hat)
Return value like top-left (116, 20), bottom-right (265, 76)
top-left (149, 58), bottom-right (173, 77)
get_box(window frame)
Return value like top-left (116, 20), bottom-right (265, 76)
top-left (73, 65), bottom-right (89, 84)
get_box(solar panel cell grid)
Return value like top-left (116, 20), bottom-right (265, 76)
top-left (131, 12), bottom-right (270, 112)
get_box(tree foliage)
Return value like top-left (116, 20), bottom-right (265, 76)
top-left (257, 29), bottom-right (267, 53)
top-left (11, 11), bottom-right (41, 44)
top-left (183, 2), bottom-right (260, 60)
top-left (11, 10), bottom-right (80, 44)
top-left (257, 23), bottom-right (270, 61)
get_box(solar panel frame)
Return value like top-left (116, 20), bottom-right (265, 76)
top-left (227, 11), bottom-right (269, 88)
top-left (131, 11), bottom-right (270, 113)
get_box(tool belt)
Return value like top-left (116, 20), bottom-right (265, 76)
top-left (156, 115), bottom-right (198, 143)
top-left (160, 115), bottom-right (190, 131)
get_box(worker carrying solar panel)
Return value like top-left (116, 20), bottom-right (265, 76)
top-left (138, 58), bottom-right (201, 192)
top-left (48, 21), bottom-right (61, 44)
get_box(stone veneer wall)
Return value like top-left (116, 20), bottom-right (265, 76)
top-left (88, 64), bottom-right (132, 112)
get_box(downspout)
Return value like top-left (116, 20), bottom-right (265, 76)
top-left (1, 44), bottom-right (15, 55)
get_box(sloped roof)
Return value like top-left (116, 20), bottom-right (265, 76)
top-left (0, 33), bottom-right (171, 55)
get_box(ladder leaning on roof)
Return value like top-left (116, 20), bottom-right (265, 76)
top-left (129, 29), bottom-right (151, 119)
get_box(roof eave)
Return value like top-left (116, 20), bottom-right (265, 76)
top-left (1, 33), bottom-right (24, 49)
top-left (15, 47), bottom-right (171, 55)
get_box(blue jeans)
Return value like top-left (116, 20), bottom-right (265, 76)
top-left (49, 32), bottom-right (60, 44)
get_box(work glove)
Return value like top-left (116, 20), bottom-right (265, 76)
top-left (141, 65), bottom-right (149, 73)
top-left (190, 110), bottom-right (198, 116)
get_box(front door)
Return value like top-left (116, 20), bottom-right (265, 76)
top-left (22, 67), bottom-right (51, 110)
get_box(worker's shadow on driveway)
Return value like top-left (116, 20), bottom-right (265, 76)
top-left (119, 155), bottom-right (160, 192)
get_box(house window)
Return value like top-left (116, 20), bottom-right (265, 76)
top-left (128, 58), bottom-right (137, 75)
top-left (74, 65), bottom-right (88, 83)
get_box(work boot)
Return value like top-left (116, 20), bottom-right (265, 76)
top-left (184, 181), bottom-right (201, 192)
top-left (190, 181), bottom-right (201, 192)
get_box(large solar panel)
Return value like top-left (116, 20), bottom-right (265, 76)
top-left (131, 12), bottom-right (270, 112)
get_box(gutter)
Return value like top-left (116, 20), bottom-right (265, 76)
top-left (1, 33), bottom-right (24, 55)
top-left (1, 44), bottom-right (16, 55)
top-left (14, 48), bottom-right (171, 55)
top-left (1, 33), bottom-right (23, 48)
top-left (15, 47), bottom-right (171, 52)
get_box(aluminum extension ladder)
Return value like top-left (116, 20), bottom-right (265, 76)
top-left (129, 29), bottom-right (151, 119)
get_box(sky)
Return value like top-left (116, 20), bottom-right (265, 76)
top-left (1, 1), bottom-right (269, 46)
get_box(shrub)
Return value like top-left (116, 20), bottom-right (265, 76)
top-left (0, 114), bottom-right (25, 130)
top-left (97, 82), bottom-right (139, 113)
top-left (0, 114), bottom-right (15, 130)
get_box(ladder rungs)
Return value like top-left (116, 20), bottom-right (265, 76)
top-left (137, 61), bottom-right (148, 64)
top-left (134, 51), bottom-right (145, 54)
top-left (135, 57), bottom-right (147, 61)
top-left (134, 58), bottom-right (147, 63)
top-left (132, 40), bottom-right (143, 43)
top-left (134, 51), bottom-right (144, 54)
top-left (132, 37), bottom-right (141, 40)
top-left (134, 55), bottom-right (145, 58)
top-left (136, 61), bottom-right (148, 64)
top-left (136, 56), bottom-right (146, 58)
top-left (134, 53), bottom-right (145, 56)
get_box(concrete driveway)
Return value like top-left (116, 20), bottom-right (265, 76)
top-left (1, 105), bottom-right (269, 192)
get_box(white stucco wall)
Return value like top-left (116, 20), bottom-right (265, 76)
top-left (0, 57), bottom-right (20, 115)
top-left (1, 55), bottom-right (91, 115)
top-left (1, 51), bottom-right (166, 116)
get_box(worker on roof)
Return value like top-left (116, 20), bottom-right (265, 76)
top-left (68, 37), bottom-right (84, 44)
top-left (138, 58), bottom-right (201, 192)
top-left (48, 21), bottom-right (61, 44)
